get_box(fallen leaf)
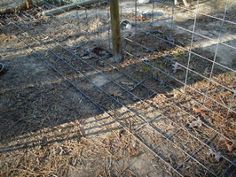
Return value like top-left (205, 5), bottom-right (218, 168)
top-left (209, 148), bottom-right (222, 162)
top-left (189, 117), bottom-right (202, 128)
top-left (218, 136), bottom-right (226, 143)
top-left (225, 140), bottom-right (236, 152)
top-left (172, 62), bottom-right (182, 73)
top-left (192, 107), bottom-right (207, 117)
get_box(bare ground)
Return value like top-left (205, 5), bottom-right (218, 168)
top-left (0, 1), bottom-right (235, 177)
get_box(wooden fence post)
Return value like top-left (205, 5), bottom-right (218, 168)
top-left (26, 0), bottom-right (33, 9)
top-left (110, 0), bottom-right (123, 62)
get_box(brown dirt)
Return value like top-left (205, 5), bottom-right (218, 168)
top-left (0, 1), bottom-right (235, 177)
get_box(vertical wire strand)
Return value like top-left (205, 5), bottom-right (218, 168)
top-left (107, 3), bottom-right (111, 50)
top-left (135, 0), bottom-right (138, 36)
top-left (183, 0), bottom-right (200, 90)
top-left (202, 0), bottom-right (229, 104)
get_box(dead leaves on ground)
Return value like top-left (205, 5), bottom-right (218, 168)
top-left (192, 106), bottom-right (208, 118)
top-left (219, 137), bottom-right (236, 153)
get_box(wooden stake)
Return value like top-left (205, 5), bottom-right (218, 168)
top-left (25, 0), bottom-right (33, 10)
top-left (110, 0), bottom-right (123, 62)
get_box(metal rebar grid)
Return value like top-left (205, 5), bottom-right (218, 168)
top-left (2, 14), bottom-right (186, 177)
top-left (0, 0), bottom-right (235, 176)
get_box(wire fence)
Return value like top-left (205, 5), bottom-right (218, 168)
top-left (0, 0), bottom-right (235, 176)
top-left (117, 1), bottom-right (236, 176)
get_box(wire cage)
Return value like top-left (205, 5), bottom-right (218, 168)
top-left (0, 0), bottom-right (235, 177)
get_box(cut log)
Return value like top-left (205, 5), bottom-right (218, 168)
top-left (42, 0), bottom-right (101, 16)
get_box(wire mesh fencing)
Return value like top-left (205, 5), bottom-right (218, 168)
top-left (0, 0), bottom-right (235, 176)
top-left (117, 1), bottom-right (236, 176)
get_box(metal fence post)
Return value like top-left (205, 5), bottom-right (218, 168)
top-left (110, 0), bottom-right (123, 62)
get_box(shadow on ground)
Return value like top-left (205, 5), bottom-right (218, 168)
top-left (0, 1), bottom-right (235, 154)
